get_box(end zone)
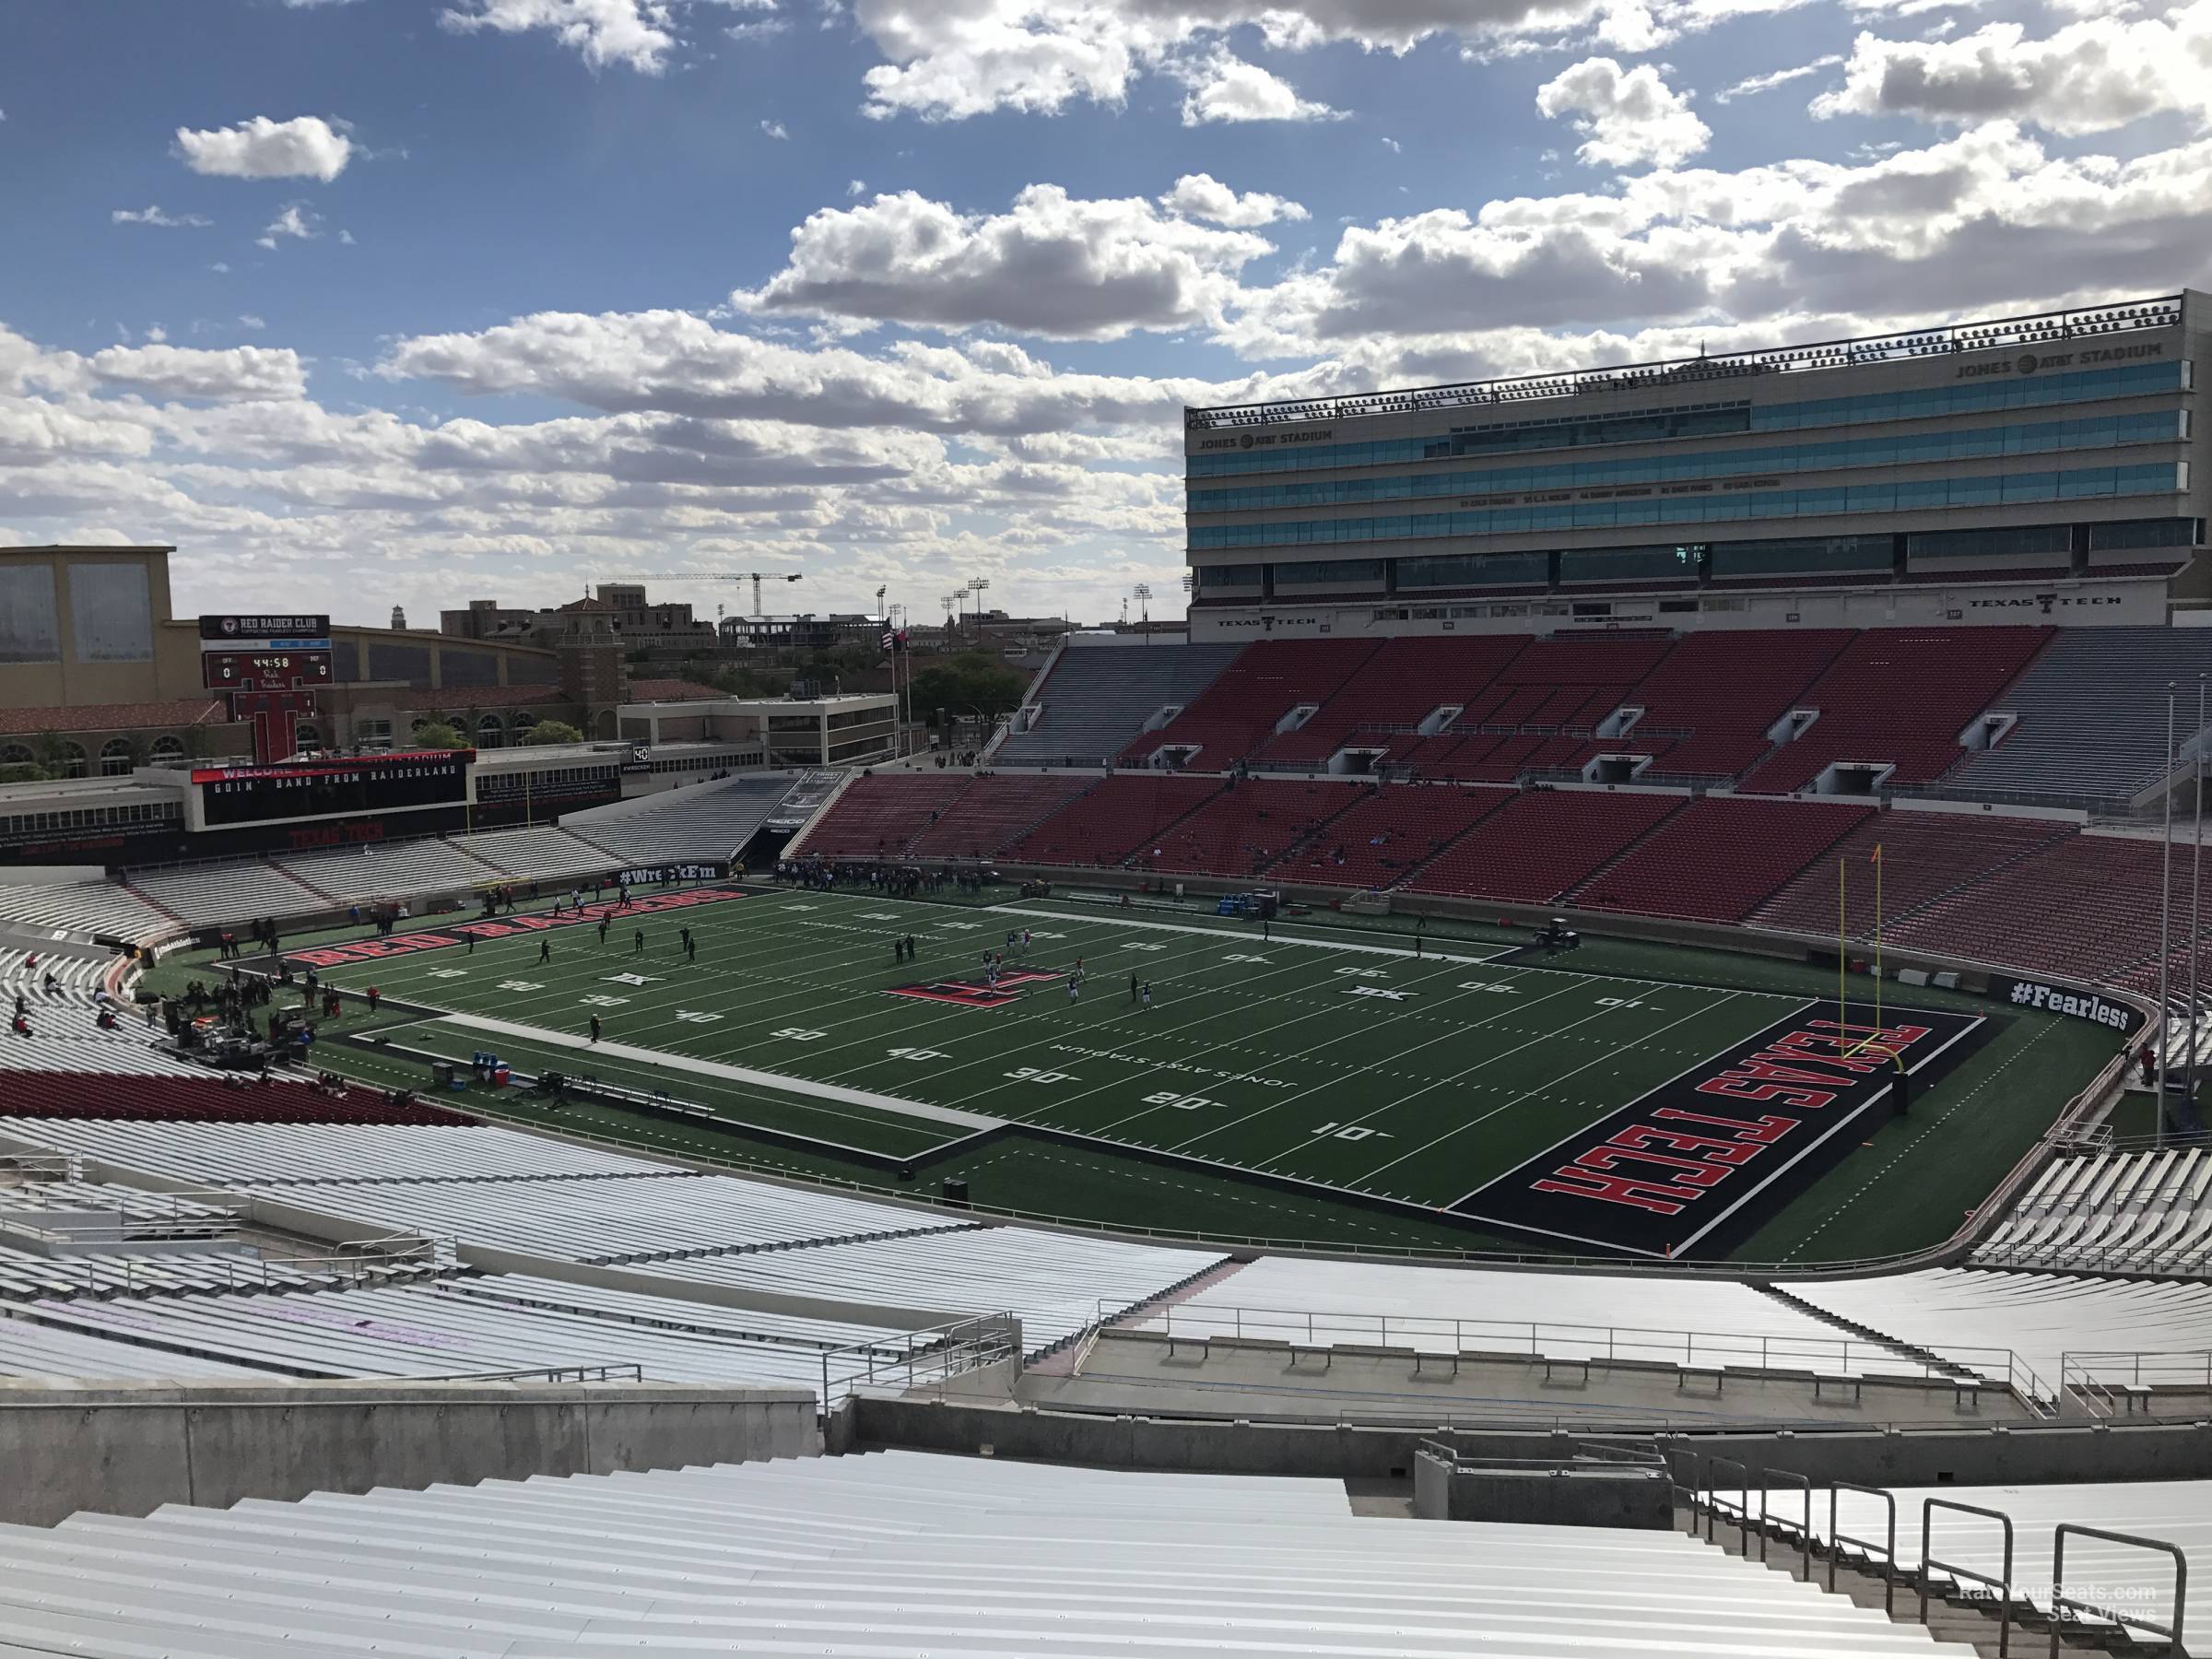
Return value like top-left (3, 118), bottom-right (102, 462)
top-left (1452, 1000), bottom-right (1994, 1258)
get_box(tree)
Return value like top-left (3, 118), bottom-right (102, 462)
top-left (909, 651), bottom-right (1028, 726)
top-left (411, 719), bottom-right (465, 750)
top-left (523, 720), bottom-right (583, 745)
top-left (707, 663), bottom-right (790, 699)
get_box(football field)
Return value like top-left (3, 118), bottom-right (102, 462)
top-left (287, 884), bottom-right (1884, 1237)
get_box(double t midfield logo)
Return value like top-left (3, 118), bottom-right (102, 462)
top-left (887, 968), bottom-right (1065, 1009)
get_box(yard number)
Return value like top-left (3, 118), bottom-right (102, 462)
top-left (1124, 941), bottom-right (1168, 952)
top-left (1311, 1122), bottom-right (1392, 1142)
top-left (888, 1047), bottom-right (947, 1061)
top-left (1458, 981), bottom-right (1516, 994)
top-left (1144, 1091), bottom-right (1220, 1112)
top-left (675, 1011), bottom-right (723, 1024)
top-left (1596, 996), bottom-right (1645, 1009)
top-left (772, 1027), bottom-right (826, 1041)
top-left (498, 980), bottom-right (544, 992)
top-left (580, 994), bottom-right (629, 1007)
top-left (1335, 965), bottom-right (1387, 977)
top-left (1222, 953), bottom-right (1270, 964)
top-left (427, 969), bottom-right (467, 980)
top-left (1006, 1066), bottom-right (1073, 1083)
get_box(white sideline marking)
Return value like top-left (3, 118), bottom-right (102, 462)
top-left (438, 1013), bottom-right (1006, 1131)
top-left (986, 904), bottom-right (1505, 965)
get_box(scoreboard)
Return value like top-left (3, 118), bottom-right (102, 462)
top-left (202, 649), bottom-right (335, 693)
top-left (199, 613), bottom-right (335, 763)
top-left (199, 614), bottom-right (334, 694)
top-left (189, 750), bottom-right (475, 830)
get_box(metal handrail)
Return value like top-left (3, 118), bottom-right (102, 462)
top-left (2063, 1349), bottom-right (2212, 1402)
top-left (1830, 1480), bottom-right (1900, 1614)
top-left (1708, 1456), bottom-right (1755, 1551)
top-left (1762, 1467), bottom-right (1814, 1579)
top-left (1184, 295), bottom-right (2182, 428)
top-left (429, 1362), bottom-right (644, 1382)
top-left (1139, 1300), bottom-right (2024, 1386)
top-left (817, 1312), bottom-right (1018, 1409)
top-left (1921, 1497), bottom-right (2016, 1659)
top-left (2048, 1523), bottom-right (2186, 1655)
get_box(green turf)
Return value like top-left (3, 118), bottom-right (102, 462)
top-left (297, 888), bottom-right (1799, 1209)
top-left (258, 882), bottom-right (2125, 1262)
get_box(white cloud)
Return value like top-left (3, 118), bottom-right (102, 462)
top-left (112, 206), bottom-right (213, 229)
top-left (1159, 172), bottom-right (1309, 226)
top-left (1812, 5), bottom-right (2212, 135)
top-left (238, 315), bottom-right (268, 331)
top-left (257, 204), bottom-right (321, 250)
top-left (760, 118), bottom-right (789, 138)
top-left (173, 115), bottom-right (354, 182)
top-left (853, 1), bottom-right (1613, 123)
top-left (847, 178), bottom-right (867, 195)
top-left (1536, 57), bottom-right (1712, 169)
top-left (1381, 135), bottom-right (1402, 152)
top-left (440, 0), bottom-right (679, 72)
top-left (1596, 0), bottom-right (1667, 52)
top-left (730, 183), bottom-right (1279, 339)
top-left (1715, 54), bottom-right (1843, 101)
top-left (86, 343), bottom-right (308, 401)
top-left (1172, 49), bottom-right (1340, 124)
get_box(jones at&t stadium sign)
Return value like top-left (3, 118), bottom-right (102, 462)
top-left (1454, 1002), bottom-right (1987, 1257)
top-left (1955, 341), bottom-right (2163, 380)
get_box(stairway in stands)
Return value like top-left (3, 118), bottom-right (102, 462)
top-left (1684, 1500), bottom-right (2117, 1659)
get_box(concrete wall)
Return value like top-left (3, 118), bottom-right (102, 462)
top-left (1670, 1419), bottom-right (2212, 1491)
top-left (852, 1395), bottom-right (2212, 1490)
top-left (0, 1379), bottom-right (817, 1527)
top-left (1412, 1451), bottom-right (1674, 1528)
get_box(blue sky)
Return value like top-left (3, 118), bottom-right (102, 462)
top-left (4, 0), bottom-right (2209, 629)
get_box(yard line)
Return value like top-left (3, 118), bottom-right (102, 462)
top-left (861, 937), bottom-right (1390, 1115)
top-left (806, 928), bottom-right (1257, 1083)
top-left (971, 952), bottom-right (1498, 1130)
top-left (438, 1013), bottom-right (1006, 1129)
top-left (1158, 967), bottom-right (1623, 1159)
top-left (1347, 993), bottom-right (1754, 1186)
top-left (988, 904), bottom-right (1504, 964)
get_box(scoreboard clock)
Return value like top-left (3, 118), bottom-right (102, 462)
top-left (202, 649), bottom-right (335, 693)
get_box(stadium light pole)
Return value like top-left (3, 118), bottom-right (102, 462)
top-left (2159, 682), bottom-right (2177, 1139)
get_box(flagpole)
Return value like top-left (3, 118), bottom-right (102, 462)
top-left (2191, 674), bottom-right (2206, 1135)
top-left (2159, 683), bottom-right (2177, 1139)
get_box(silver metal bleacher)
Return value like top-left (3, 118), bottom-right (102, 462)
top-left (0, 1449), bottom-right (1992, 1656)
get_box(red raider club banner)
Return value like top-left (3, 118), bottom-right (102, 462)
top-left (1453, 1001), bottom-right (1988, 1258)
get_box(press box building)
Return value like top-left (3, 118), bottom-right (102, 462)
top-left (1183, 293), bottom-right (2205, 639)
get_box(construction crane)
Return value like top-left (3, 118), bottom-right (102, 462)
top-left (605, 571), bottom-right (803, 618)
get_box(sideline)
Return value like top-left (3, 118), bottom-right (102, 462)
top-left (436, 1013), bottom-right (1007, 1131)
top-left (983, 904), bottom-right (1508, 965)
